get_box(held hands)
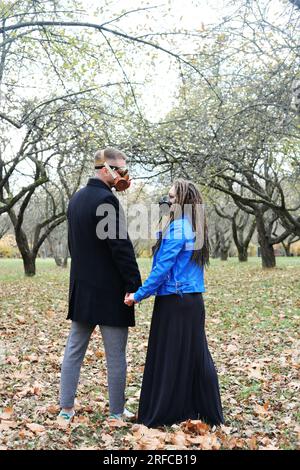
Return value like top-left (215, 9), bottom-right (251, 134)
top-left (124, 293), bottom-right (137, 306)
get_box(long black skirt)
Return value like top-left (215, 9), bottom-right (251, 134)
top-left (137, 293), bottom-right (224, 428)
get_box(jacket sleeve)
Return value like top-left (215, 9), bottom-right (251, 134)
top-left (97, 194), bottom-right (142, 293)
top-left (67, 203), bottom-right (72, 257)
top-left (134, 219), bottom-right (186, 302)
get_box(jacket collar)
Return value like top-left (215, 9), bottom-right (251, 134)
top-left (87, 177), bottom-right (113, 192)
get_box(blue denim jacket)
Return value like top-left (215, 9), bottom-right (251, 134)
top-left (134, 218), bottom-right (205, 302)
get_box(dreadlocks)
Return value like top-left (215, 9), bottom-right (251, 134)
top-left (153, 179), bottom-right (210, 267)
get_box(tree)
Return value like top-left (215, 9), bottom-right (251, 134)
top-left (126, 0), bottom-right (300, 268)
top-left (205, 203), bottom-right (232, 260)
top-left (46, 222), bottom-right (69, 267)
top-left (213, 200), bottom-right (256, 262)
top-left (281, 233), bottom-right (300, 256)
top-left (0, 213), bottom-right (9, 239)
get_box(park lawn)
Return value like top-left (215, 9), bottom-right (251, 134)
top-left (0, 257), bottom-right (299, 450)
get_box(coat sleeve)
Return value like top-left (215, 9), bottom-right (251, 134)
top-left (97, 194), bottom-right (142, 293)
top-left (134, 219), bottom-right (186, 302)
top-left (67, 203), bottom-right (72, 257)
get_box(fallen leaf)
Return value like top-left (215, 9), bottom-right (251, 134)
top-left (26, 423), bottom-right (45, 434)
top-left (0, 420), bottom-right (18, 430)
top-left (170, 432), bottom-right (187, 448)
top-left (0, 407), bottom-right (14, 420)
top-left (198, 434), bottom-right (221, 450)
top-left (181, 420), bottom-right (210, 434)
top-left (16, 315), bottom-right (26, 324)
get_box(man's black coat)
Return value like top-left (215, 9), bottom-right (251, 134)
top-left (67, 178), bottom-right (142, 326)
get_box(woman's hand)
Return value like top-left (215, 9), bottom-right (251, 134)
top-left (124, 293), bottom-right (137, 306)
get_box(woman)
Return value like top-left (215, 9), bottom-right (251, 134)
top-left (124, 179), bottom-right (224, 428)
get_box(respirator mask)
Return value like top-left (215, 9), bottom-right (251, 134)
top-left (95, 161), bottom-right (131, 192)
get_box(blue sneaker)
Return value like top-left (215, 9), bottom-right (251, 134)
top-left (109, 408), bottom-right (135, 421)
top-left (58, 409), bottom-right (75, 423)
top-left (109, 413), bottom-right (122, 419)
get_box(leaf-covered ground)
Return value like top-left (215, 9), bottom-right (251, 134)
top-left (0, 257), bottom-right (299, 450)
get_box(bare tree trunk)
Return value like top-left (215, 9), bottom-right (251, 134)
top-left (281, 235), bottom-right (300, 256)
top-left (22, 253), bottom-right (36, 276)
top-left (282, 242), bottom-right (291, 256)
top-left (50, 239), bottom-right (69, 267)
top-left (220, 248), bottom-right (229, 261)
top-left (256, 212), bottom-right (276, 268)
top-left (9, 210), bottom-right (37, 276)
top-left (238, 246), bottom-right (248, 262)
top-left (231, 216), bottom-right (256, 263)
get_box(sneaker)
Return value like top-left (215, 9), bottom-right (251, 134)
top-left (58, 409), bottom-right (75, 423)
top-left (109, 412), bottom-right (122, 420)
top-left (122, 408), bottom-right (135, 420)
top-left (109, 408), bottom-right (135, 421)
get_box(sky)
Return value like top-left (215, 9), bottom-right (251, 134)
top-left (82, 0), bottom-right (232, 120)
top-left (79, 0), bottom-right (291, 121)
top-left (1, 0), bottom-right (295, 178)
top-left (3, 0), bottom-right (290, 122)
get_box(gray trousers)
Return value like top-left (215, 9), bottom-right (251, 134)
top-left (60, 321), bottom-right (128, 414)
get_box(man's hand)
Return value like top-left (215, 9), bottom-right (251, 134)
top-left (124, 293), bottom-right (137, 306)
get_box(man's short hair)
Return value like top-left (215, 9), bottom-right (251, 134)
top-left (94, 148), bottom-right (127, 167)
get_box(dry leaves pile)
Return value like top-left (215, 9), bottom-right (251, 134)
top-left (0, 257), bottom-right (299, 450)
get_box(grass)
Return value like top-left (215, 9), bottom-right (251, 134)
top-left (0, 256), bottom-right (299, 450)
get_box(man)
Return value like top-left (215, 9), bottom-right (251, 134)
top-left (59, 148), bottom-right (142, 422)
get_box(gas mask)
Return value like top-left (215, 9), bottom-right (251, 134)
top-left (96, 161), bottom-right (131, 192)
top-left (158, 195), bottom-right (171, 215)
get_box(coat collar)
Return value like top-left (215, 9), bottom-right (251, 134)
top-left (87, 177), bottom-right (113, 192)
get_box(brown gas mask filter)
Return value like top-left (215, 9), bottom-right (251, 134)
top-left (103, 161), bottom-right (131, 192)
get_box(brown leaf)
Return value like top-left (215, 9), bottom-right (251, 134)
top-left (56, 416), bottom-right (70, 429)
top-left (132, 424), bottom-right (166, 440)
top-left (247, 436), bottom-right (258, 450)
top-left (45, 309), bottom-right (55, 318)
top-left (247, 364), bottom-right (263, 379)
top-left (47, 405), bottom-right (60, 414)
top-left (16, 385), bottom-right (35, 398)
top-left (198, 434), bottom-right (221, 450)
top-left (225, 437), bottom-right (245, 449)
top-left (19, 429), bottom-right (34, 439)
top-left (24, 354), bottom-right (39, 363)
top-left (0, 420), bottom-right (18, 430)
top-left (186, 435), bottom-right (206, 445)
top-left (101, 433), bottom-right (114, 447)
top-left (181, 419), bottom-right (210, 434)
top-left (16, 315), bottom-right (26, 324)
top-left (219, 425), bottom-right (233, 435)
top-left (137, 436), bottom-right (165, 450)
top-left (26, 423), bottom-right (45, 434)
top-left (0, 407), bottom-right (14, 420)
top-left (106, 418), bottom-right (128, 428)
top-left (33, 383), bottom-right (43, 396)
top-left (170, 432), bottom-right (187, 448)
top-left (5, 355), bottom-right (19, 364)
top-left (258, 444), bottom-right (279, 450)
top-left (254, 404), bottom-right (270, 416)
top-left (74, 415), bottom-right (90, 425)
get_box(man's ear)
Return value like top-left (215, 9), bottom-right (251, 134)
top-left (100, 167), bottom-right (108, 176)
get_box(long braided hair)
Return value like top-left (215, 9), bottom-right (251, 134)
top-left (153, 179), bottom-right (210, 267)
